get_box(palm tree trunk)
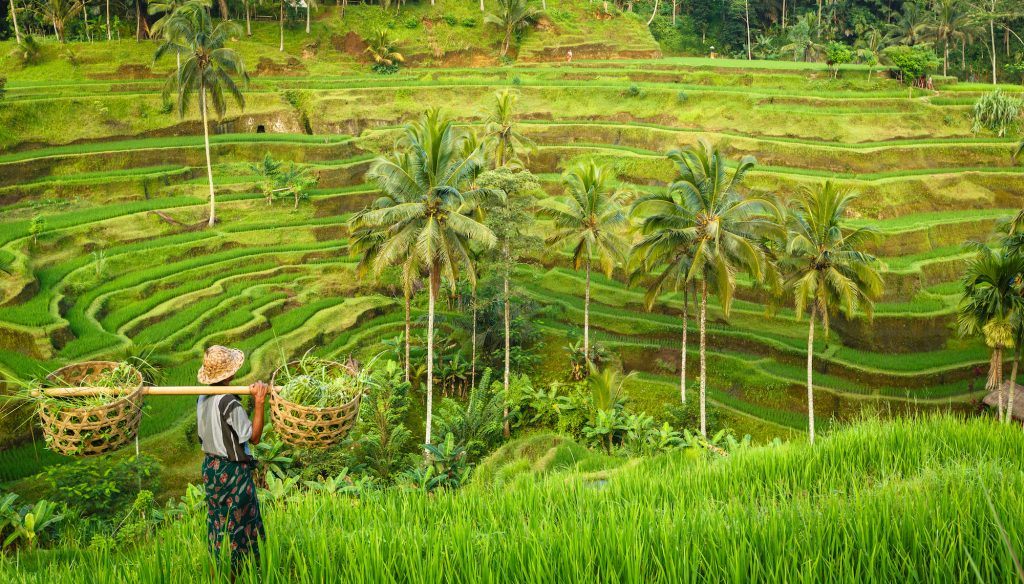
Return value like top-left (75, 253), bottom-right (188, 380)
top-left (404, 284), bottom-right (411, 383)
top-left (781, 0), bottom-right (786, 29)
top-left (816, 0), bottom-right (821, 29)
top-left (218, 0), bottom-right (229, 20)
top-left (8, 0), bottom-right (21, 44)
top-left (245, 0), bottom-right (251, 36)
top-left (425, 264), bottom-right (439, 449)
top-left (471, 289), bottom-right (477, 390)
top-left (990, 18), bottom-right (998, 85)
top-left (744, 0), bottom-right (751, 60)
top-left (503, 252), bottom-right (511, 437)
top-left (807, 306), bottom-right (816, 445)
top-left (990, 348), bottom-right (1004, 420)
top-left (943, 42), bottom-right (948, 77)
top-left (584, 256), bottom-right (591, 365)
top-left (646, 0), bottom-right (659, 26)
top-left (105, 0), bottom-right (110, 40)
top-left (698, 279), bottom-right (708, 437)
top-left (1006, 344), bottom-right (1020, 424)
top-left (84, 5), bottom-right (91, 42)
top-left (679, 286), bottom-right (687, 403)
top-left (479, 0), bottom-right (483, 12)
top-left (200, 86), bottom-right (217, 228)
top-left (672, 0), bottom-right (677, 25)
top-left (305, 3), bottom-right (310, 34)
top-left (279, 0), bottom-right (285, 52)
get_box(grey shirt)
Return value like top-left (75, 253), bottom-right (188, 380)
top-left (197, 395), bottom-right (253, 462)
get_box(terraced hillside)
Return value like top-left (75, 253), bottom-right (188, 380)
top-left (1, 14), bottom-right (1023, 484)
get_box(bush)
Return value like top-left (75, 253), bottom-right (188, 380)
top-left (624, 84), bottom-right (643, 98)
top-left (825, 42), bottom-right (853, 79)
top-left (403, 17), bottom-right (419, 29)
top-left (443, 15), bottom-right (458, 26)
top-left (372, 63), bottom-right (400, 75)
top-left (883, 45), bottom-right (940, 84)
top-left (44, 455), bottom-right (160, 518)
top-left (461, 17), bottom-right (478, 28)
top-left (676, 90), bottom-right (688, 103)
top-left (971, 90), bottom-right (1023, 137)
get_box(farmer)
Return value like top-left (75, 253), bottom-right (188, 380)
top-left (196, 345), bottom-right (270, 574)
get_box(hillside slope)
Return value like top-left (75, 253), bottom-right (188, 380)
top-left (2, 417), bottom-right (1022, 583)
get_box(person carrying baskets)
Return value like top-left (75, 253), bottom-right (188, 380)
top-left (196, 345), bottom-right (270, 576)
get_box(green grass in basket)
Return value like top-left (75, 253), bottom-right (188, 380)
top-left (277, 356), bottom-right (358, 409)
top-left (36, 362), bottom-right (141, 411)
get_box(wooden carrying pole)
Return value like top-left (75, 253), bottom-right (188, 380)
top-left (33, 386), bottom-right (277, 398)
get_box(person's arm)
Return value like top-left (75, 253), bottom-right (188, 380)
top-left (248, 381), bottom-right (270, 446)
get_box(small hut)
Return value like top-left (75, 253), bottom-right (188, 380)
top-left (983, 384), bottom-right (1024, 422)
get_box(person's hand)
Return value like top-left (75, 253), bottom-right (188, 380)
top-left (249, 381), bottom-right (270, 404)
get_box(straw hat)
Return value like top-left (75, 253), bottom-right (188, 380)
top-left (197, 346), bottom-right (245, 385)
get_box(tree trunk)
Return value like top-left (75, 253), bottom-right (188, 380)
top-left (305, 3), bottom-right (310, 34)
top-left (646, 0), bottom-right (658, 26)
top-left (10, 0), bottom-right (21, 43)
top-left (816, 0), bottom-right (821, 29)
top-left (943, 42), bottom-right (948, 77)
top-left (280, 0), bottom-right (285, 52)
top-left (584, 257), bottom-right (591, 365)
top-left (424, 264), bottom-right (439, 449)
top-left (698, 279), bottom-right (708, 437)
top-left (807, 306), bottom-right (816, 445)
top-left (1006, 344), bottom-right (1020, 424)
top-left (135, 0), bottom-right (141, 41)
top-left (470, 289), bottom-right (477, 391)
top-left (245, 0), bottom-right (251, 35)
top-left (200, 86), bottom-right (217, 228)
top-left (990, 18), bottom-right (998, 85)
top-left (480, 0), bottom-right (484, 12)
top-left (404, 284), bottom-right (411, 383)
top-left (84, 4), bottom-right (90, 42)
top-left (990, 348), bottom-right (1004, 420)
top-left (672, 0), bottom-right (677, 25)
top-left (503, 251), bottom-right (511, 437)
top-left (679, 286), bottom-right (687, 403)
top-left (106, 0), bottom-right (110, 40)
top-left (218, 0), bottom-right (229, 20)
top-left (744, 0), bottom-right (751, 60)
top-left (781, 0), bottom-right (786, 28)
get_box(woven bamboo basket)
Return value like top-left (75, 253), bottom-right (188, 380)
top-left (269, 360), bottom-right (363, 449)
top-left (40, 361), bottom-right (145, 457)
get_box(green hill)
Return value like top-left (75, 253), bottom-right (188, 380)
top-left (2, 416), bottom-right (1022, 583)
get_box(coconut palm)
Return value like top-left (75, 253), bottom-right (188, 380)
top-left (350, 109), bottom-right (497, 448)
top-left (485, 0), bottom-right (540, 57)
top-left (483, 90), bottom-right (535, 168)
top-left (925, 0), bottom-right (969, 77)
top-left (662, 139), bottom-right (779, 437)
top-left (629, 192), bottom-right (697, 405)
top-left (156, 3), bottom-right (248, 228)
top-left (37, 0), bottom-right (83, 42)
top-left (364, 28), bottom-right (405, 69)
top-left (780, 182), bottom-right (882, 444)
top-left (539, 160), bottom-right (628, 367)
top-left (958, 245), bottom-right (1024, 422)
top-left (150, 0), bottom-right (209, 73)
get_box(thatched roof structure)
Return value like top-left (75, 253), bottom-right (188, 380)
top-left (983, 384), bottom-right (1024, 422)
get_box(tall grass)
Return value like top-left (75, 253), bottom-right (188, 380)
top-left (1, 416), bottom-right (1021, 583)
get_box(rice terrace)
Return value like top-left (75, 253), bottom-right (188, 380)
top-left (1, 0), bottom-right (1024, 581)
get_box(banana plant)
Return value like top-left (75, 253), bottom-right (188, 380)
top-left (259, 474), bottom-right (301, 503)
top-left (4, 500), bottom-right (64, 549)
top-left (254, 439), bottom-right (296, 486)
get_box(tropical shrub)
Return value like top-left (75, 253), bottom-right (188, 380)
top-left (352, 360), bottom-right (414, 483)
top-left (971, 90), bottom-right (1023, 137)
top-left (883, 45), bottom-right (940, 84)
top-left (825, 42), bottom-right (853, 78)
top-left (43, 455), bottom-right (159, 519)
top-left (434, 369), bottom-right (505, 462)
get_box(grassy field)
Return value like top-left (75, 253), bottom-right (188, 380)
top-left (1, 3), bottom-right (1023, 492)
top-left (1, 416), bottom-right (1022, 583)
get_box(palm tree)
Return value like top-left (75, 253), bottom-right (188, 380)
top-left (958, 245), bottom-right (1024, 422)
top-left (37, 0), bottom-right (83, 42)
top-left (156, 3), bottom-right (248, 228)
top-left (629, 192), bottom-right (697, 405)
top-left (364, 28), bottom-right (405, 69)
top-left (926, 0), bottom-right (969, 77)
top-left (539, 160), bottom-right (628, 366)
top-left (483, 90), bottom-right (536, 168)
top-left (662, 139), bottom-right (779, 437)
top-left (350, 109), bottom-right (496, 448)
top-left (781, 13), bottom-right (825, 62)
top-left (780, 182), bottom-right (882, 444)
top-left (485, 0), bottom-right (540, 58)
top-left (150, 0), bottom-right (207, 73)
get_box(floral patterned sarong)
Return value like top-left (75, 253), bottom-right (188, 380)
top-left (202, 454), bottom-right (265, 569)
